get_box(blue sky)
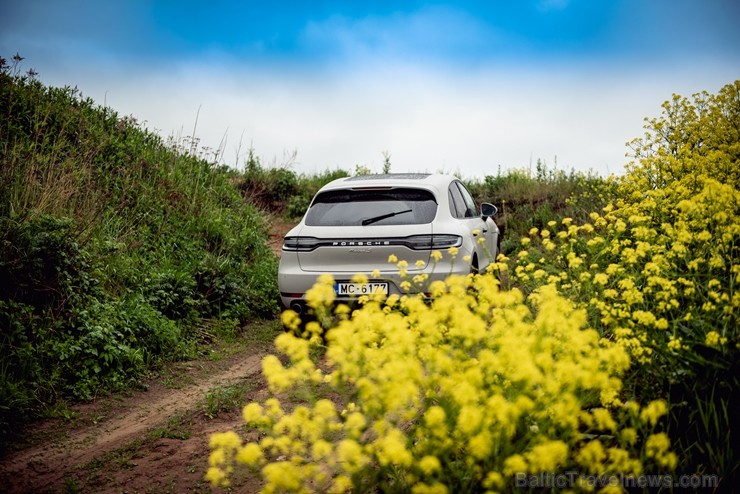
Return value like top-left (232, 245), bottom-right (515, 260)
top-left (2, 1), bottom-right (739, 178)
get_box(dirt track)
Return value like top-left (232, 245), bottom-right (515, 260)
top-left (0, 343), bottom-right (274, 493)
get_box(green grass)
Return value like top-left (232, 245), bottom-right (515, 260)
top-left (200, 381), bottom-right (260, 419)
top-left (464, 164), bottom-right (616, 253)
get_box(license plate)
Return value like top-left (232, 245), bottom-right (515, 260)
top-left (335, 282), bottom-right (389, 296)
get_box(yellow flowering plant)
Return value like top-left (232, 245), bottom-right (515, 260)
top-left (503, 81), bottom-right (739, 481)
top-left (507, 177), bottom-right (737, 479)
top-left (208, 273), bottom-right (675, 492)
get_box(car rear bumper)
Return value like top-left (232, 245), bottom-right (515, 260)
top-left (278, 262), bottom-right (471, 313)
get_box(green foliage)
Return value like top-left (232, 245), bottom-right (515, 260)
top-left (200, 381), bottom-right (257, 420)
top-left (236, 149), bottom-right (299, 209)
top-left (285, 168), bottom-right (351, 219)
top-left (381, 150), bottom-right (392, 174)
top-left (0, 55), bottom-right (279, 445)
top-left (465, 166), bottom-right (616, 254)
top-left (236, 154), bottom-right (349, 220)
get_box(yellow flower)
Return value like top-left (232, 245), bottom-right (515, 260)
top-left (211, 262), bottom-right (669, 490)
top-left (237, 443), bottom-right (264, 466)
top-left (209, 431), bottom-right (241, 450)
top-left (576, 440), bottom-right (606, 474)
top-left (243, 402), bottom-right (265, 425)
top-left (418, 455), bottom-right (441, 475)
top-left (205, 466), bottom-right (228, 487)
top-left (337, 439), bottom-right (367, 473)
top-left (305, 274), bottom-right (335, 308)
top-left (375, 428), bottom-right (413, 467)
top-left (423, 405), bottom-right (449, 440)
top-left (620, 427), bottom-right (638, 446)
top-left (667, 337), bottom-right (682, 351)
top-left (411, 482), bottom-right (448, 494)
top-left (262, 461), bottom-right (303, 491)
top-left (332, 475), bottom-right (353, 493)
top-left (483, 471), bottom-right (504, 490)
top-left (469, 431), bottom-right (492, 459)
top-left (705, 331), bottom-right (726, 347)
top-left (526, 440), bottom-right (568, 472)
top-left (502, 454), bottom-right (527, 476)
top-left (344, 411), bottom-right (367, 438)
top-left (646, 432), bottom-right (677, 469)
top-left (456, 405), bottom-right (483, 436)
top-left (311, 439), bottom-right (333, 461)
top-left (280, 309), bottom-right (301, 332)
top-left (640, 400), bottom-right (668, 427)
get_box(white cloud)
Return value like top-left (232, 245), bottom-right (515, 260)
top-left (36, 55), bottom-right (738, 181)
top-left (300, 6), bottom-right (494, 63)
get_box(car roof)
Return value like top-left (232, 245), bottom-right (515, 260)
top-left (318, 173), bottom-right (456, 193)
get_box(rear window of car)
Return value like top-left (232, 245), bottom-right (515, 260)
top-left (305, 188), bottom-right (438, 226)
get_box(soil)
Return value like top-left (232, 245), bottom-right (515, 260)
top-left (0, 220), bottom-right (297, 494)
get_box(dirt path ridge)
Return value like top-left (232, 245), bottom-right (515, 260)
top-left (0, 353), bottom-right (265, 493)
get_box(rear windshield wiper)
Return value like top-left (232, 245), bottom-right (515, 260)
top-left (361, 208), bottom-right (412, 226)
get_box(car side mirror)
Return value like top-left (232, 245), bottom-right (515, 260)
top-left (481, 202), bottom-right (497, 219)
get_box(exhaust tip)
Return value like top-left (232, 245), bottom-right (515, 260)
top-left (290, 301), bottom-right (306, 315)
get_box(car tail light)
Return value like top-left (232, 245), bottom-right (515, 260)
top-left (404, 234), bottom-right (462, 250)
top-left (282, 236), bottom-right (320, 252)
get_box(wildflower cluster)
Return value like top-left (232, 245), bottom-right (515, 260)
top-left (506, 81), bottom-right (739, 478)
top-left (208, 273), bottom-right (674, 492)
top-left (509, 176), bottom-right (738, 367)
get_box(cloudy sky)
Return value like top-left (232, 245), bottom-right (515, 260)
top-left (2, 1), bottom-right (739, 179)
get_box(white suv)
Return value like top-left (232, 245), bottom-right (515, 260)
top-left (278, 173), bottom-right (500, 313)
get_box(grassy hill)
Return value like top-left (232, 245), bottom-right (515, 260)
top-left (0, 55), bottom-right (280, 439)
